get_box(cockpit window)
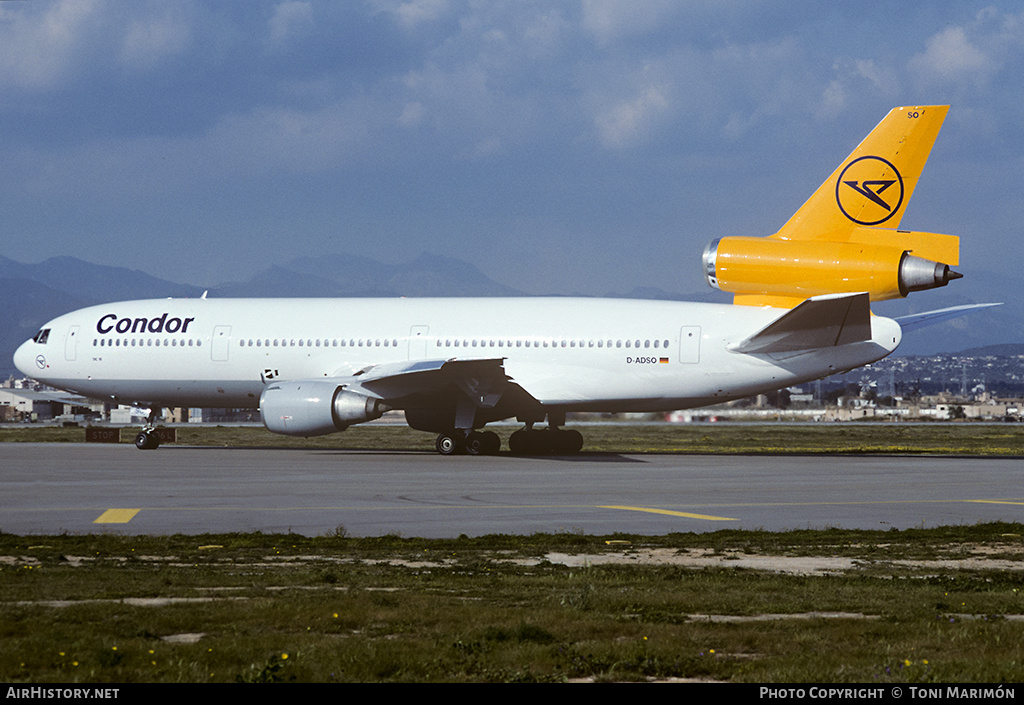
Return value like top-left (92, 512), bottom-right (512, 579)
top-left (32, 328), bottom-right (50, 344)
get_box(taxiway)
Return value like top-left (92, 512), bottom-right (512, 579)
top-left (1, 444), bottom-right (1021, 536)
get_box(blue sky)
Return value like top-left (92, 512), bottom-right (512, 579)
top-left (2, 1), bottom-right (1022, 302)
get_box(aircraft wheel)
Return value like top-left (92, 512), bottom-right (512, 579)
top-left (509, 429), bottom-right (551, 455)
top-left (508, 429), bottom-right (527, 455)
top-left (462, 430), bottom-right (501, 456)
top-left (436, 433), bottom-right (461, 455)
top-left (134, 431), bottom-right (159, 450)
top-left (464, 432), bottom-right (484, 455)
top-left (562, 429), bottom-right (584, 454)
top-left (509, 428), bottom-right (582, 455)
top-left (481, 430), bottom-right (501, 455)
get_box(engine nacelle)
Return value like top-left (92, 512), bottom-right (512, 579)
top-left (260, 380), bottom-right (388, 437)
top-left (703, 235), bottom-right (961, 303)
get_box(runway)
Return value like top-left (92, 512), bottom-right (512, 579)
top-left (1, 443), bottom-right (1022, 536)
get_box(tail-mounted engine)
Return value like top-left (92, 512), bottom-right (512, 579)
top-left (260, 380), bottom-right (389, 436)
top-left (703, 227), bottom-right (960, 307)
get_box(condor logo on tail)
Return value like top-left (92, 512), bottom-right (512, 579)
top-left (836, 155), bottom-right (904, 226)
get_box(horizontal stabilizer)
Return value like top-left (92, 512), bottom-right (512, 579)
top-left (895, 303), bottom-right (1002, 332)
top-left (728, 293), bottom-right (871, 354)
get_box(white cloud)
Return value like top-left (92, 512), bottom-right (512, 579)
top-left (910, 26), bottom-right (994, 86)
top-left (204, 101), bottom-right (380, 174)
top-left (378, 0), bottom-right (450, 29)
top-left (398, 101), bottom-right (425, 127)
top-left (594, 84), bottom-right (669, 149)
top-left (581, 0), bottom-right (676, 46)
top-left (816, 58), bottom-right (900, 120)
top-left (120, 10), bottom-right (191, 69)
top-left (0, 0), bottom-right (102, 89)
top-left (909, 10), bottom-right (1024, 89)
top-left (268, 1), bottom-right (314, 49)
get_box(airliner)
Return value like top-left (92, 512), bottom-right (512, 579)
top-left (14, 106), bottom-right (974, 455)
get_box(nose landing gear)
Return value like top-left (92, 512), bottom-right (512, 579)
top-left (133, 407), bottom-right (162, 450)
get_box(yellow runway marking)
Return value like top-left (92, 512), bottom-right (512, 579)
top-left (94, 509), bottom-right (141, 524)
top-left (599, 505), bottom-right (738, 521)
top-left (967, 500), bottom-right (1024, 507)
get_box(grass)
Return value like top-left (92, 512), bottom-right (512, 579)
top-left (2, 524), bottom-right (1023, 682)
top-left (4, 421), bottom-right (1024, 455)
top-left (3, 423), bottom-right (1022, 681)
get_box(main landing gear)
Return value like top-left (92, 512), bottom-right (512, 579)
top-left (434, 424), bottom-right (584, 456)
top-left (133, 408), bottom-right (162, 450)
top-left (508, 426), bottom-right (583, 455)
top-left (435, 429), bottom-right (501, 456)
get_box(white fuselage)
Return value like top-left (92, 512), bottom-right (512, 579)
top-left (13, 296), bottom-right (901, 414)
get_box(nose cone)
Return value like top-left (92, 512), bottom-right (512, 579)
top-left (13, 339), bottom-right (42, 378)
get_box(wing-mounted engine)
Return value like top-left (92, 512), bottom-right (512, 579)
top-left (260, 380), bottom-right (389, 437)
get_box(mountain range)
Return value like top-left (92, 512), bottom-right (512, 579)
top-left (0, 253), bottom-right (1016, 380)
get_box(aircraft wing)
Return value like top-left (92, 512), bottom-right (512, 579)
top-left (728, 292), bottom-right (872, 354)
top-left (894, 303), bottom-right (1002, 332)
top-left (4, 389), bottom-right (99, 408)
top-left (350, 357), bottom-right (513, 409)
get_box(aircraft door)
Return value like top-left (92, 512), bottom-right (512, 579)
top-left (679, 326), bottom-right (700, 364)
top-left (409, 325), bottom-right (429, 360)
top-left (64, 325), bottom-right (80, 361)
top-left (211, 326), bottom-right (231, 362)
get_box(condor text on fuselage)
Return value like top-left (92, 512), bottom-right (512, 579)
top-left (96, 312), bottom-right (197, 337)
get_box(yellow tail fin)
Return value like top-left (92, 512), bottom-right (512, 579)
top-left (703, 106), bottom-right (960, 308)
top-left (773, 105), bottom-right (948, 241)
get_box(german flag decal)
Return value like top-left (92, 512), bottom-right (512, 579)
top-left (659, 357), bottom-right (669, 364)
